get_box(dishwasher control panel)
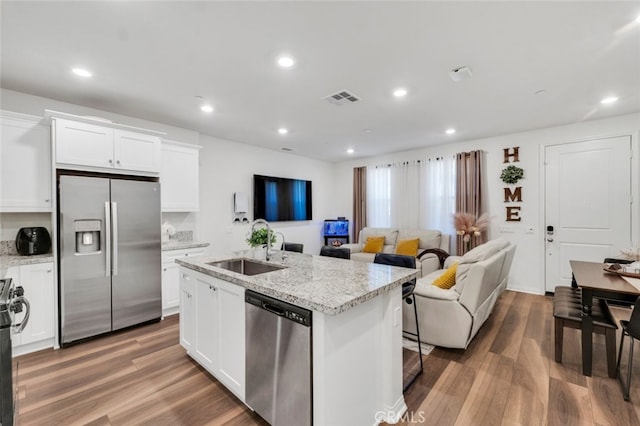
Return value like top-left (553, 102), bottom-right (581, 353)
top-left (245, 289), bottom-right (312, 327)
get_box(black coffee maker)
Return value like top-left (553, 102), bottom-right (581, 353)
top-left (15, 227), bottom-right (51, 256)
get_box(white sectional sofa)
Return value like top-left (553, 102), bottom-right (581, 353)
top-left (341, 227), bottom-right (450, 277)
top-left (403, 238), bottom-right (516, 349)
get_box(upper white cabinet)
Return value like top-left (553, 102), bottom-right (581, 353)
top-left (50, 111), bottom-right (164, 175)
top-left (0, 111), bottom-right (52, 212)
top-left (161, 140), bottom-right (200, 212)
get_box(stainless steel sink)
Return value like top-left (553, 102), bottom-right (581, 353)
top-left (207, 258), bottom-right (286, 276)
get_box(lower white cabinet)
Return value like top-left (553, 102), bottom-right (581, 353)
top-left (162, 247), bottom-right (205, 316)
top-left (7, 262), bottom-right (55, 354)
top-left (179, 272), bottom-right (195, 352)
top-left (179, 267), bottom-right (245, 400)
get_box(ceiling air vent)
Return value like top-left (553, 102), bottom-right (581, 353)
top-left (323, 90), bottom-right (361, 106)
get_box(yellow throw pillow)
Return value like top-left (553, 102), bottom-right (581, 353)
top-left (395, 238), bottom-right (420, 257)
top-left (362, 236), bottom-right (385, 253)
top-left (432, 262), bottom-right (459, 289)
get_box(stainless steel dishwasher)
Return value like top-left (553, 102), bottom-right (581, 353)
top-left (245, 289), bottom-right (312, 426)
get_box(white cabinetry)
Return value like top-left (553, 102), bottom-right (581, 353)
top-left (179, 268), bottom-right (245, 400)
top-left (0, 111), bottom-right (51, 212)
top-left (179, 271), bottom-right (195, 352)
top-left (7, 262), bottom-right (55, 355)
top-left (51, 113), bottom-right (163, 175)
top-left (162, 247), bottom-right (205, 316)
top-left (161, 140), bottom-right (200, 212)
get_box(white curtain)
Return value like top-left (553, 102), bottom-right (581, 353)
top-left (365, 156), bottom-right (456, 238)
top-left (366, 166), bottom-right (391, 228)
top-left (390, 161), bottom-right (421, 229)
top-left (420, 156), bottom-right (457, 239)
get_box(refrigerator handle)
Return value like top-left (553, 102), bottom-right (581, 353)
top-left (105, 201), bottom-right (111, 277)
top-left (112, 201), bottom-right (119, 277)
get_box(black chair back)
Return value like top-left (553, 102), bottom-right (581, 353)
top-left (627, 298), bottom-right (640, 339)
top-left (373, 253), bottom-right (417, 296)
top-left (319, 246), bottom-right (350, 259)
top-left (282, 242), bottom-right (304, 253)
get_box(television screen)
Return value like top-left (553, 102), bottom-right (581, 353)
top-left (323, 220), bottom-right (349, 236)
top-left (253, 175), bottom-right (312, 222)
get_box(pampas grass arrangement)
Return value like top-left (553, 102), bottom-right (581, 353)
top-left (453, 212), bottom-right (489, 242)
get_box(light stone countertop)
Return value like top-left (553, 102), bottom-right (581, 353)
top-left (0, 254), bottom-right (54, 279)
top-left (161, 240), bottom-right (210, 251)
top-left (176, 250), bottom-right (419, 315)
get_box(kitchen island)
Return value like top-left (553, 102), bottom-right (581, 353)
top-left (176, 250), bottom-right (419, 425)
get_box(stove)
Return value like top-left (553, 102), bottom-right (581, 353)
top-left (0, 278), bottom-right (30, 426)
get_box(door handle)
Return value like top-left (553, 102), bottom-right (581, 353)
top-left (112, 202), bottom-right (119, 276)
top-left (105, 202), bottom-right (111, 277)
top-left (547, 238), bottom-right (554, 242)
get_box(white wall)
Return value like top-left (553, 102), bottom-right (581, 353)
top-left (334, 113), bottom-right (640, 295)
top-left (197, 134), bottom-right (337, 256)
top-left (0, 213), bottom-right (51, 242)
top-left (0, 88), bottom-right (199, 144)
top-left (0, 88), bottom-right (337, 256)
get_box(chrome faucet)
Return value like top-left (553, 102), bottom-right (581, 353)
top-left (250, 219), bottom-right (273, 261)
top-left (275, 231), bottom-right (287, 260)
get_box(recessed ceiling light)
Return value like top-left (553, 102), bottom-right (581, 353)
top-left (445, 128), bottom-right (456, 135)
top-left (278, 128), bottom-right (288, 135)
top-left (72, 68), bottom-right (92, 77)
top-left (636, 14), bottom-right (640, 23)
top-left (347, 148), bottom-right (355, 154)
top-left (600, 96), bottom-right (619, 105)
top-left (200, 104), bottom-right (214, 113)
top-left (393, 88), bottom-right (408, 97)
top-left (277, 56), bottom-right (295, 68)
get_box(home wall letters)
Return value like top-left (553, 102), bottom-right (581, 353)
top-left (501, 147), bottom-right (523, 222)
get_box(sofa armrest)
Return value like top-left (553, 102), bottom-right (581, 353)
top-left (340, 243), bottom-right (362, 253)
top-left (444, 255), bottom-right (462, 268)
top-left (417, 255), bottom-right (440, 277)
top-left (417, 248), bottom-right (449, 268)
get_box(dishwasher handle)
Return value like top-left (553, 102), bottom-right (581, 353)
top-left (262, 302), bottom-right (285, 316)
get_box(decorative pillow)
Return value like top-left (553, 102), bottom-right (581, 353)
top-left (395, 238), bottom-right (420, 256)
top-left (432, 262), bottom-right (459, 289)
top-left (362, 236), bottom-right (385, 253)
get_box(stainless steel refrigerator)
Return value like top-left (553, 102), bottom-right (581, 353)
top-left (58, 174), bottom-right (161, 345)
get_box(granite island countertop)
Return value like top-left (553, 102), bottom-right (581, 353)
top-left (176, 250), bottom-right (419, 315)
top-left (162, 240), bottom-right (210, 251)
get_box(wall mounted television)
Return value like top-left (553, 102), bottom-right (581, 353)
top-left (253, 174), bottom-right (312, 222)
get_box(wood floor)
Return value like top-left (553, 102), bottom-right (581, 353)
top-left (15, 290), bottom-right (640, 425)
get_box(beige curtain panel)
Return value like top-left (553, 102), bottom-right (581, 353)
top-left (352, 166), bottom-right (367, 243)
top-left (455, 150), bottom-right (487, 255)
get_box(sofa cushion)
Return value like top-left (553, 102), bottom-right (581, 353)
top-left (363, 236), bottom-right (385, 253)
top-left (396, 238), bottom-right (420, 256)
top-left (359, 227), bottom-right (399, 247)
top-left (351, 252), bottom-right (377, 263)
top-left (460, 238), bottom-right (509, 264)
top-left (432, 262), bottom-right (459, 289)
top-left (398, 229), bottom-right (441, 250)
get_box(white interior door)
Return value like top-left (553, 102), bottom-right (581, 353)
top-left (544, 136), bottom-right (632, 292)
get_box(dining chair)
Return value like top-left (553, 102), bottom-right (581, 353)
top-left (319, 246), bottom-right (350, 259)
top-left (373, 253), bottom-right (423, 391)
top-left (282, 242), bottom-right (304, 253)
top-left (616, 296), bottom-right (640, 401)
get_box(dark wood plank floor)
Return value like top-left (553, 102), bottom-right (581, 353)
top-left (15, 291), bottom-right (640, 425)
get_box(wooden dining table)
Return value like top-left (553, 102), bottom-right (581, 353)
top-left (570, 260), bottom-right (640, 376)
